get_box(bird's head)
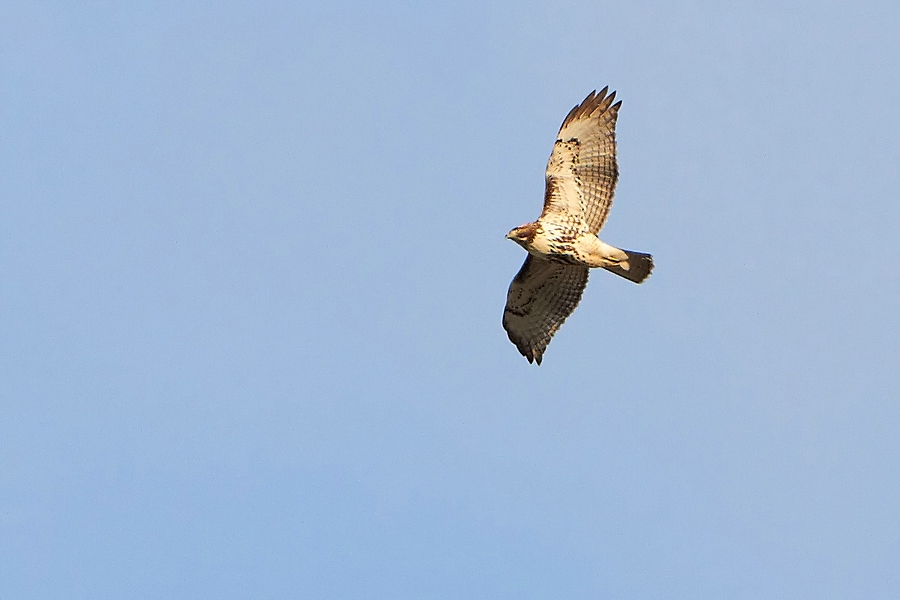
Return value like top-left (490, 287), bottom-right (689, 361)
top-left (506, 222), bottom-right (537, 249)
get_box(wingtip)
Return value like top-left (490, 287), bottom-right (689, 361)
top-left (560, 86), bottom-right (621, 130)
top-left (528, 343), bottom-right (543, 365)
top-left (523, 345), bottom-right (541, 365)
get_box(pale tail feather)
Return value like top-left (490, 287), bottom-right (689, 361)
top-left (602, 250), bottom-right (653, 284)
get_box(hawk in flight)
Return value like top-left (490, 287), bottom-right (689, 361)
top-left (503, 88), bottom-right (653, 364)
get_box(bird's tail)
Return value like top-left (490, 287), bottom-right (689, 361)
top-left (603, 250), bottom-right (653, 284)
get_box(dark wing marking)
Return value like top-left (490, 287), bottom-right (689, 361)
top-left (541, 88), bottom-right (621, 233)
top-left (502, 255), bottom-right (589, 364)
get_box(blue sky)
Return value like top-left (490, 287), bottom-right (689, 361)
top-left (3, 1), bottom-right (899, 598)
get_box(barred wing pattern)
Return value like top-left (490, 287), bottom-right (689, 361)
top-left (541, 88), bottom-right (621, 234)
top-left (502, 255), bottom-right (589, 365)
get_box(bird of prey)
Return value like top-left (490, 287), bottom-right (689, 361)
top-left (503, 87), bottom-right (653, 364)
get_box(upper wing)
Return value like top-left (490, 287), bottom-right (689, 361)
top-left (502, 255), bottom-right (589, 364)
top-left (541, 88), bottom-right (621, 234)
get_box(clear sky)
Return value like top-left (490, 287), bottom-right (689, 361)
top-left (3, 1), bottom-right (899, 598)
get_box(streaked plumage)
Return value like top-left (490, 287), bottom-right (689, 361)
top-left (503, 88), bottom-right (653, 364)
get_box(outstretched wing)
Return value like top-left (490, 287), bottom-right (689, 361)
top-left (502, 255), bottom-right (589, 364)
top-left (541, 88), bottom-right (621, 234)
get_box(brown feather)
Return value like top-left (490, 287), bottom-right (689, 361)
top-left (542, 87), bottom-right (621, 233)
top-left (502, 256), bottom-right (589, 365)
